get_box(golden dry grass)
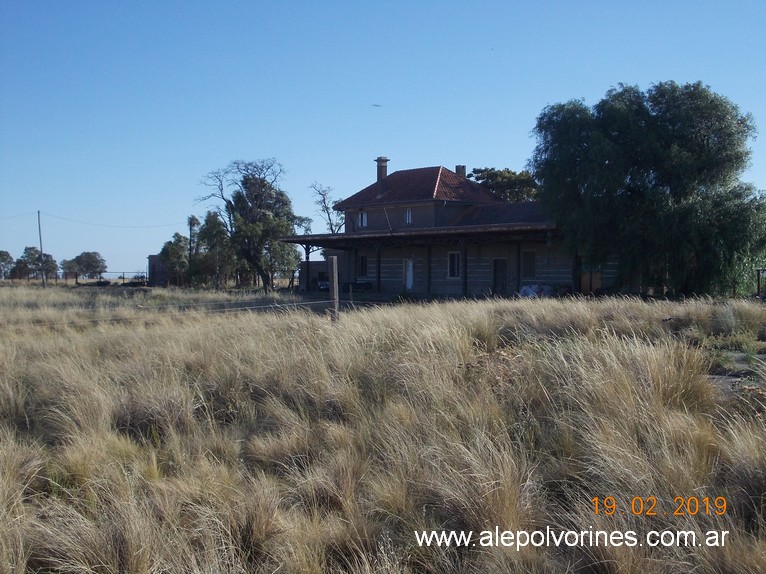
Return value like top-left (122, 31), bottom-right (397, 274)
top-left (1, 286), bottom-right (765, 573)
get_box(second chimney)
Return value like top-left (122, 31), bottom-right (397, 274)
top-left (376, 156), bottom-right (389, 181)
top-left (455, 165), bottom-right (467, 178)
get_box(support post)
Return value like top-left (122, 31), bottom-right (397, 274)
top-left (328, 256), bottom-right (339, 321)
top-left (303, 244), bottom-right (311, 292)
top-left (426, 245), bottom-right (432, 295)
top-left (38, 210), bottom-right (46, 288)
top-left (375, 244), bottom-right (382, 294)
top-left (460, 240), bottom-right (468, 296)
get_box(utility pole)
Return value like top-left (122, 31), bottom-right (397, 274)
top-left (38, 210), bottom-right (46, 288)
top-left (214, 241), bottom-right (220, 290)
top-left (188, 218), bottom-right (193, 287)
top-left (187, 215), bottom-right (199, 288)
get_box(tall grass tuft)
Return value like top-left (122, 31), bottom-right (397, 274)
top-left (1, 287), bottom-right (765, 572)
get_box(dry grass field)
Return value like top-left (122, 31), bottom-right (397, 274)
top-left (1, 286), bottom-right (765, 573)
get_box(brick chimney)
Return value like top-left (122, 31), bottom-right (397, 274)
top-left (375, 156), bottom-right (389, 181)
top-left (455, 165), bottom-right (467, 178)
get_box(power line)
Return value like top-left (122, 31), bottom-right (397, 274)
top-left (40, 211), bottom-right (185, 229)
top-left (0, 212), bottom-right (36, 221)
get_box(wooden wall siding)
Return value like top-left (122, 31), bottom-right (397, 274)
top-left (395, 205), bottom-right (434, 229)
top-left (434, 204), bottom-right (471, 226)
top-left (601, 257), bottom-right (620, 288)
top-left (336, 240), bottom-right (578, 295)
top-left (353, 249), bottom-right (376, 280)
top-left (429, 251), bottom-right (465, 296)
top-left (466, 255), bottom-right (492, 295)
top-left (344, 202), bottom-right (477, 233)
top-left (344, 205), bottom-right (436, 233)
top-left (518, 243), bottom-right (573, 288)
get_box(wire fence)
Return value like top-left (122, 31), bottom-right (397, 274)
top-left (2, 297), bottom-right (341, 330)
top-left (2, 256), bottom-right (386, 329)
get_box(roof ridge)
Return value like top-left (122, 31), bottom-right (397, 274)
top-left (391, 165), bottom-right (442, 174)
top-left (432, 166), bottom-right (444, 200)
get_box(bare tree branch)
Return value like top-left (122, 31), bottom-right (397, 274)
top-left (310, 182), bottom-right (344, 234)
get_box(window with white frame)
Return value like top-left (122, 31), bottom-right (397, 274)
top-left (405, 208), bottom-right (412, 225)
top-left (448, 252), bottom-right (461, 278)
top-left (357, 210), bottom-right (368, 228)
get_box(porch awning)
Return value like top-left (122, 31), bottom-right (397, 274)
top-left (281, 221), bottom-right (557, 250)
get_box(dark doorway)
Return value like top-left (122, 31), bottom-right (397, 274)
top-left (492, 259), bottom-right (508, 296)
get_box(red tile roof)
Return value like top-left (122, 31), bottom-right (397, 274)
top-left (334, 166), bottom-right (503, 210)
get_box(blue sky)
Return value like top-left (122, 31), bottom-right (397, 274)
top-left (2, 0), bottom-right (764, 274)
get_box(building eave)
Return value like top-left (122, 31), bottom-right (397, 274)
top-left (281, 221), bottom-right (557, 249)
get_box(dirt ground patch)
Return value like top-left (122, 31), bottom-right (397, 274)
top-left (707, 342), bottom-right (766, 420)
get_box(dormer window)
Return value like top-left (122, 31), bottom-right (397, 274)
top-left (405, 208), bottom-right (412, 225)
top-left (358, 210), bottom-right (368, 228)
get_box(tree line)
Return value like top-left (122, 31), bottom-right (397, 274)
top-left (157, 160), bottom-right (318, 291)
top-left (153, 81), bottom-right (764, 296)
top-left (0, 248), bottom-right (108, 282)
top-left (472, 82), bottom-right (766, 296)
top-left (530, 81), bottom-right (766, 296)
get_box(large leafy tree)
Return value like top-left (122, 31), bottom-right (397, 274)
top-left (0, 250), bottom-right (12, 279)
top-left (20, 246), bottom-right (42, 274)
top-left (195, 210), bottom-right (238, 287)
top-left (10, 259), bottom-right (31, 280)
top-left (61, 252), bottom-right (107, 281)
top-left (60, 258), bottom-right (80, 281)
top-left (531, 81), bottom-right (765, 295)
top-left (159, 233), bottom-right (189, 286)
top-left (42, 255), bottom-right (59, 280)
top-left (77, 252), bottom-right (107, 278)
top-left (201, 159), bottom-right (308, 292)
top-left (13, 246), bottom-right (58, 280)
top-left (468, 168), bottom-right (539, 202)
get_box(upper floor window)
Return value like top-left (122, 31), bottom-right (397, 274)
top-left (358, 210), bottom-right (368, 228)
top-left (405, 208), bottom-right (412, 225)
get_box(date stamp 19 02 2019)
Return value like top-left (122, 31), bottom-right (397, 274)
top-left (591, 496), bottom-right (727, 517)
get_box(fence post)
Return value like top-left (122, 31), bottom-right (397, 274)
top-left (328, 256), bottom-right (339, 321)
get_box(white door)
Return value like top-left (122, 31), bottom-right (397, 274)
top-left (403, 259), bottom-right (414, 292)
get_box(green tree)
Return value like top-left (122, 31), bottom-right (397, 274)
top-left (20, 246), bottom-right (41, 274)
top-left (41, 254), bottom-right (58, 280)
top-left (61, 252), bottom-right (107, 282)
top-left (60, 258), bottom-right (80, 282)
top-left (12, 247), bottom-right (57, 280)
top-left (263, 240), bottom-right (301, 288)
top-left (159, 233), bottom-right (189, 286)
top-left (531, 81), bottom-right (765, 295)
top-left (76, 252), bottom-right (107, 279)
top-left (10, 259), bottom-right (30, 280)
top-left (187, 215), bottom-right (201, 285)
top-left (468, 168), bottom-right (540, 202)
top-left (196, 210), bottom-right (238, 287)
top-left (201, 159), bottom-right (309, 292)
top-left (0, 250), bottom-right (13, 279)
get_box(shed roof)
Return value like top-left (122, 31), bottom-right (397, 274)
top-left (450, 201), bottom-right (551, 227)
